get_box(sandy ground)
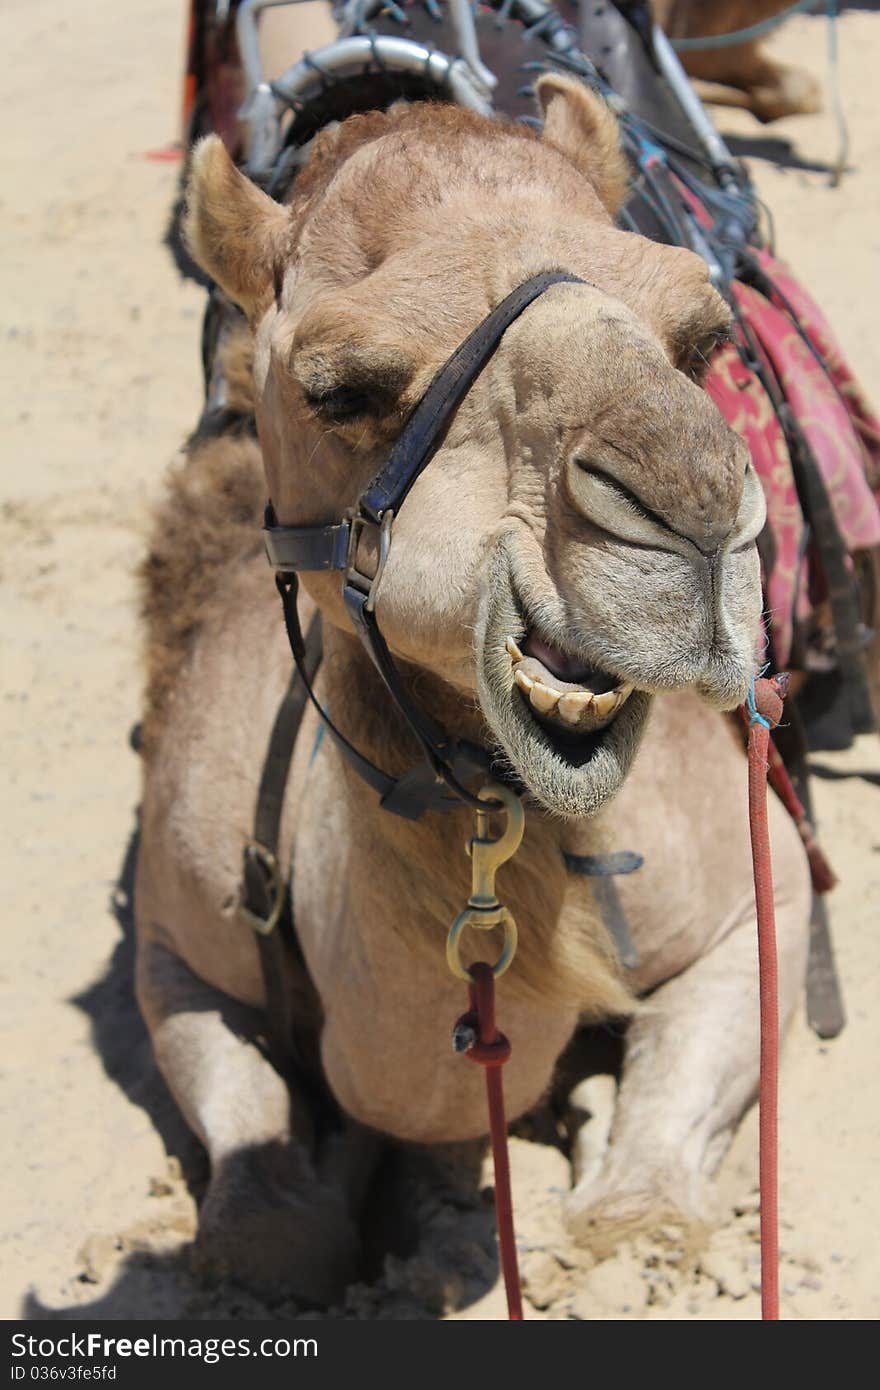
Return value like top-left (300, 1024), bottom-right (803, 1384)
top-left (1, 1), bottom-right (878, 1322)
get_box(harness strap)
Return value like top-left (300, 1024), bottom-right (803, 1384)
top-left (275, 572), bottom-right (494, 819)
top-left (563, 849), bottom-right (644, 968)
top-left (769, 704), bottom-right (845, 1040)
top-left (240, 611), bottom-right (323, 1077)
top-left (359, 271), bottom-right (587, 522)
top-left (256, 612), bottom-right (323, 853)
top-left (264, 519), bottom-right (349, 573)
top-left (342, 582), bottom-right (496, 809)
top-left (263, 270), bottom-right (586, 575)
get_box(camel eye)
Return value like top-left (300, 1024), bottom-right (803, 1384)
top-left (304, 384), bottom-right (372, 421)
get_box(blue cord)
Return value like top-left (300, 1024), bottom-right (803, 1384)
top-left (747, 674), bottom-right (772, 730)
top-left (310, 714), bottom-right (328, 765)
top-left (671, 0), bottom-right (821, 52)
top-left (826, 0), bottom-right (848, 185)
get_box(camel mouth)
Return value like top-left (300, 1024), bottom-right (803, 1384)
top-left (506, 633), bottom-right (634, 739)
top-left (475, 542), bottom-right (651, 819)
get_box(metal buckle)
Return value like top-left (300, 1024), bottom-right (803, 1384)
top-left (238, 843), bottom-right (285, 937)
top-left (344, 508), bottom-right (394, 614)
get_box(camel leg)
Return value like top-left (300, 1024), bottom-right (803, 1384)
top-left (566, 878), bottom-right (809, 1256)
top-left (686, 43), bottom-right (822, 123)
top-left (135, 938), bottom-right (370, 1304)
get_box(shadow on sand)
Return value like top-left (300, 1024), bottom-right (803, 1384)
top-left (719, 130), bottom-right (853, 178)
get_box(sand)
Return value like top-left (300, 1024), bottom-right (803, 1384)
top-left (1, 0), bottom-right (877, 1321)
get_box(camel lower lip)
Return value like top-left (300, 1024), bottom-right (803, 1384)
top-left (527, 707), bottom-right (620, 769)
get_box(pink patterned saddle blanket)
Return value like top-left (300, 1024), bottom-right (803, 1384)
top-left (703, 251), bottom-right (880, 674)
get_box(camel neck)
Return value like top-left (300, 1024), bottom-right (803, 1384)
top-left (318, 620), bottom-right (492, 790)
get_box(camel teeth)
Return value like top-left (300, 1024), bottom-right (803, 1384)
top-left (592, 690), bottom-right (619, 718)
top-left (513, 668), bottom-right (534, 694)
top-left (506, 636), bottom-right (524, 663)
top-left (529, 681), bottom-right (560, 715)
top-left (558, 690), bottom-right (595, 725)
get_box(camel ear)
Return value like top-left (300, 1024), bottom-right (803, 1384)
top-left (535, 74), bottom-right (629, 217)
top-left (183, 136), bottom-right (291, 317)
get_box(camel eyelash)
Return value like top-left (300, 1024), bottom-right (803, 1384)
top-left (683, 327), bottom-right (732, 382)
top-left (304, 384), bottom-right (373, 421)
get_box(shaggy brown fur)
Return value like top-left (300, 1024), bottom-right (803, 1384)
top-left (218, 321), bottom-right (257, 415)
top-left (291, 86), bottom-right (629, 222)
top-left (140, 330), bottom-right (261, 756)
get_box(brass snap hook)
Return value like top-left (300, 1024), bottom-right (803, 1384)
top-left (446, 783), bottom-right (525, 981)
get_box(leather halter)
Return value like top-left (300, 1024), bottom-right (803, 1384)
top-left (263, 270), bottom-right (585, 819)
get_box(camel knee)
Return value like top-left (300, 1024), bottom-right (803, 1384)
top-left (686, 45), bottom-right (822, 122)
top-left (748, 58), bottom-right (823, 122)
top-left (136, 939), bottom-right (375, 1303)
top-left (135, 938), bottom-right (301, 1159)
top-left (566, 1173), bottom-right (712, 1262)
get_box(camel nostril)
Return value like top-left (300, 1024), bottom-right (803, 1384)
top-left (568, 460), bottom-right (735, 558)
top-left (571, 463), bottom-right (673, 535)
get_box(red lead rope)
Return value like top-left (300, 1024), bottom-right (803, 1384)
top-left (455, 963), bottom-right (523, 1320)
top-left (746, 673), bottom-right (789, 1322)
top-left (457, 675), bottom-right (789, 1323)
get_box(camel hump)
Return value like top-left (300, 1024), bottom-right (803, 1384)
top-left (139, 312), bottom-right (262, 756)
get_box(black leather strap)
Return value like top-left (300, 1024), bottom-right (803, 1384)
top-left (342, 582), bottom-right (497, 811)
top-left (563, 850), bottom-right (644, 969)
top-left (276, 573), bottom-right (493, 818)
top-left (257, 614), bottom-right (323, 852)
top-left (260, 272), bottom-right (586, 577)
top-left (562, 850), bottom-right (644, 877)
top-left (276, 574), bottom-right (398, 799)
top-left (343, 584), bottom-right (453, 755)
top-left (359, 271), bottom-right (586, 522)
top-left (263, 509), bottom-right (350, 573)
top-left (241, 612), bottom-right (323, 1077)
top-left (585, 876), bottom-right (640, 970)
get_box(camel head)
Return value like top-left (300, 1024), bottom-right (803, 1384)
top-left (184, 77), bottom-right (765, 818)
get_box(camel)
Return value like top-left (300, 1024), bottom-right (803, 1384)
top-left (654, 1), bottom-right (823, 122)
top-left (136, 76), bottom-right (810, 1306)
